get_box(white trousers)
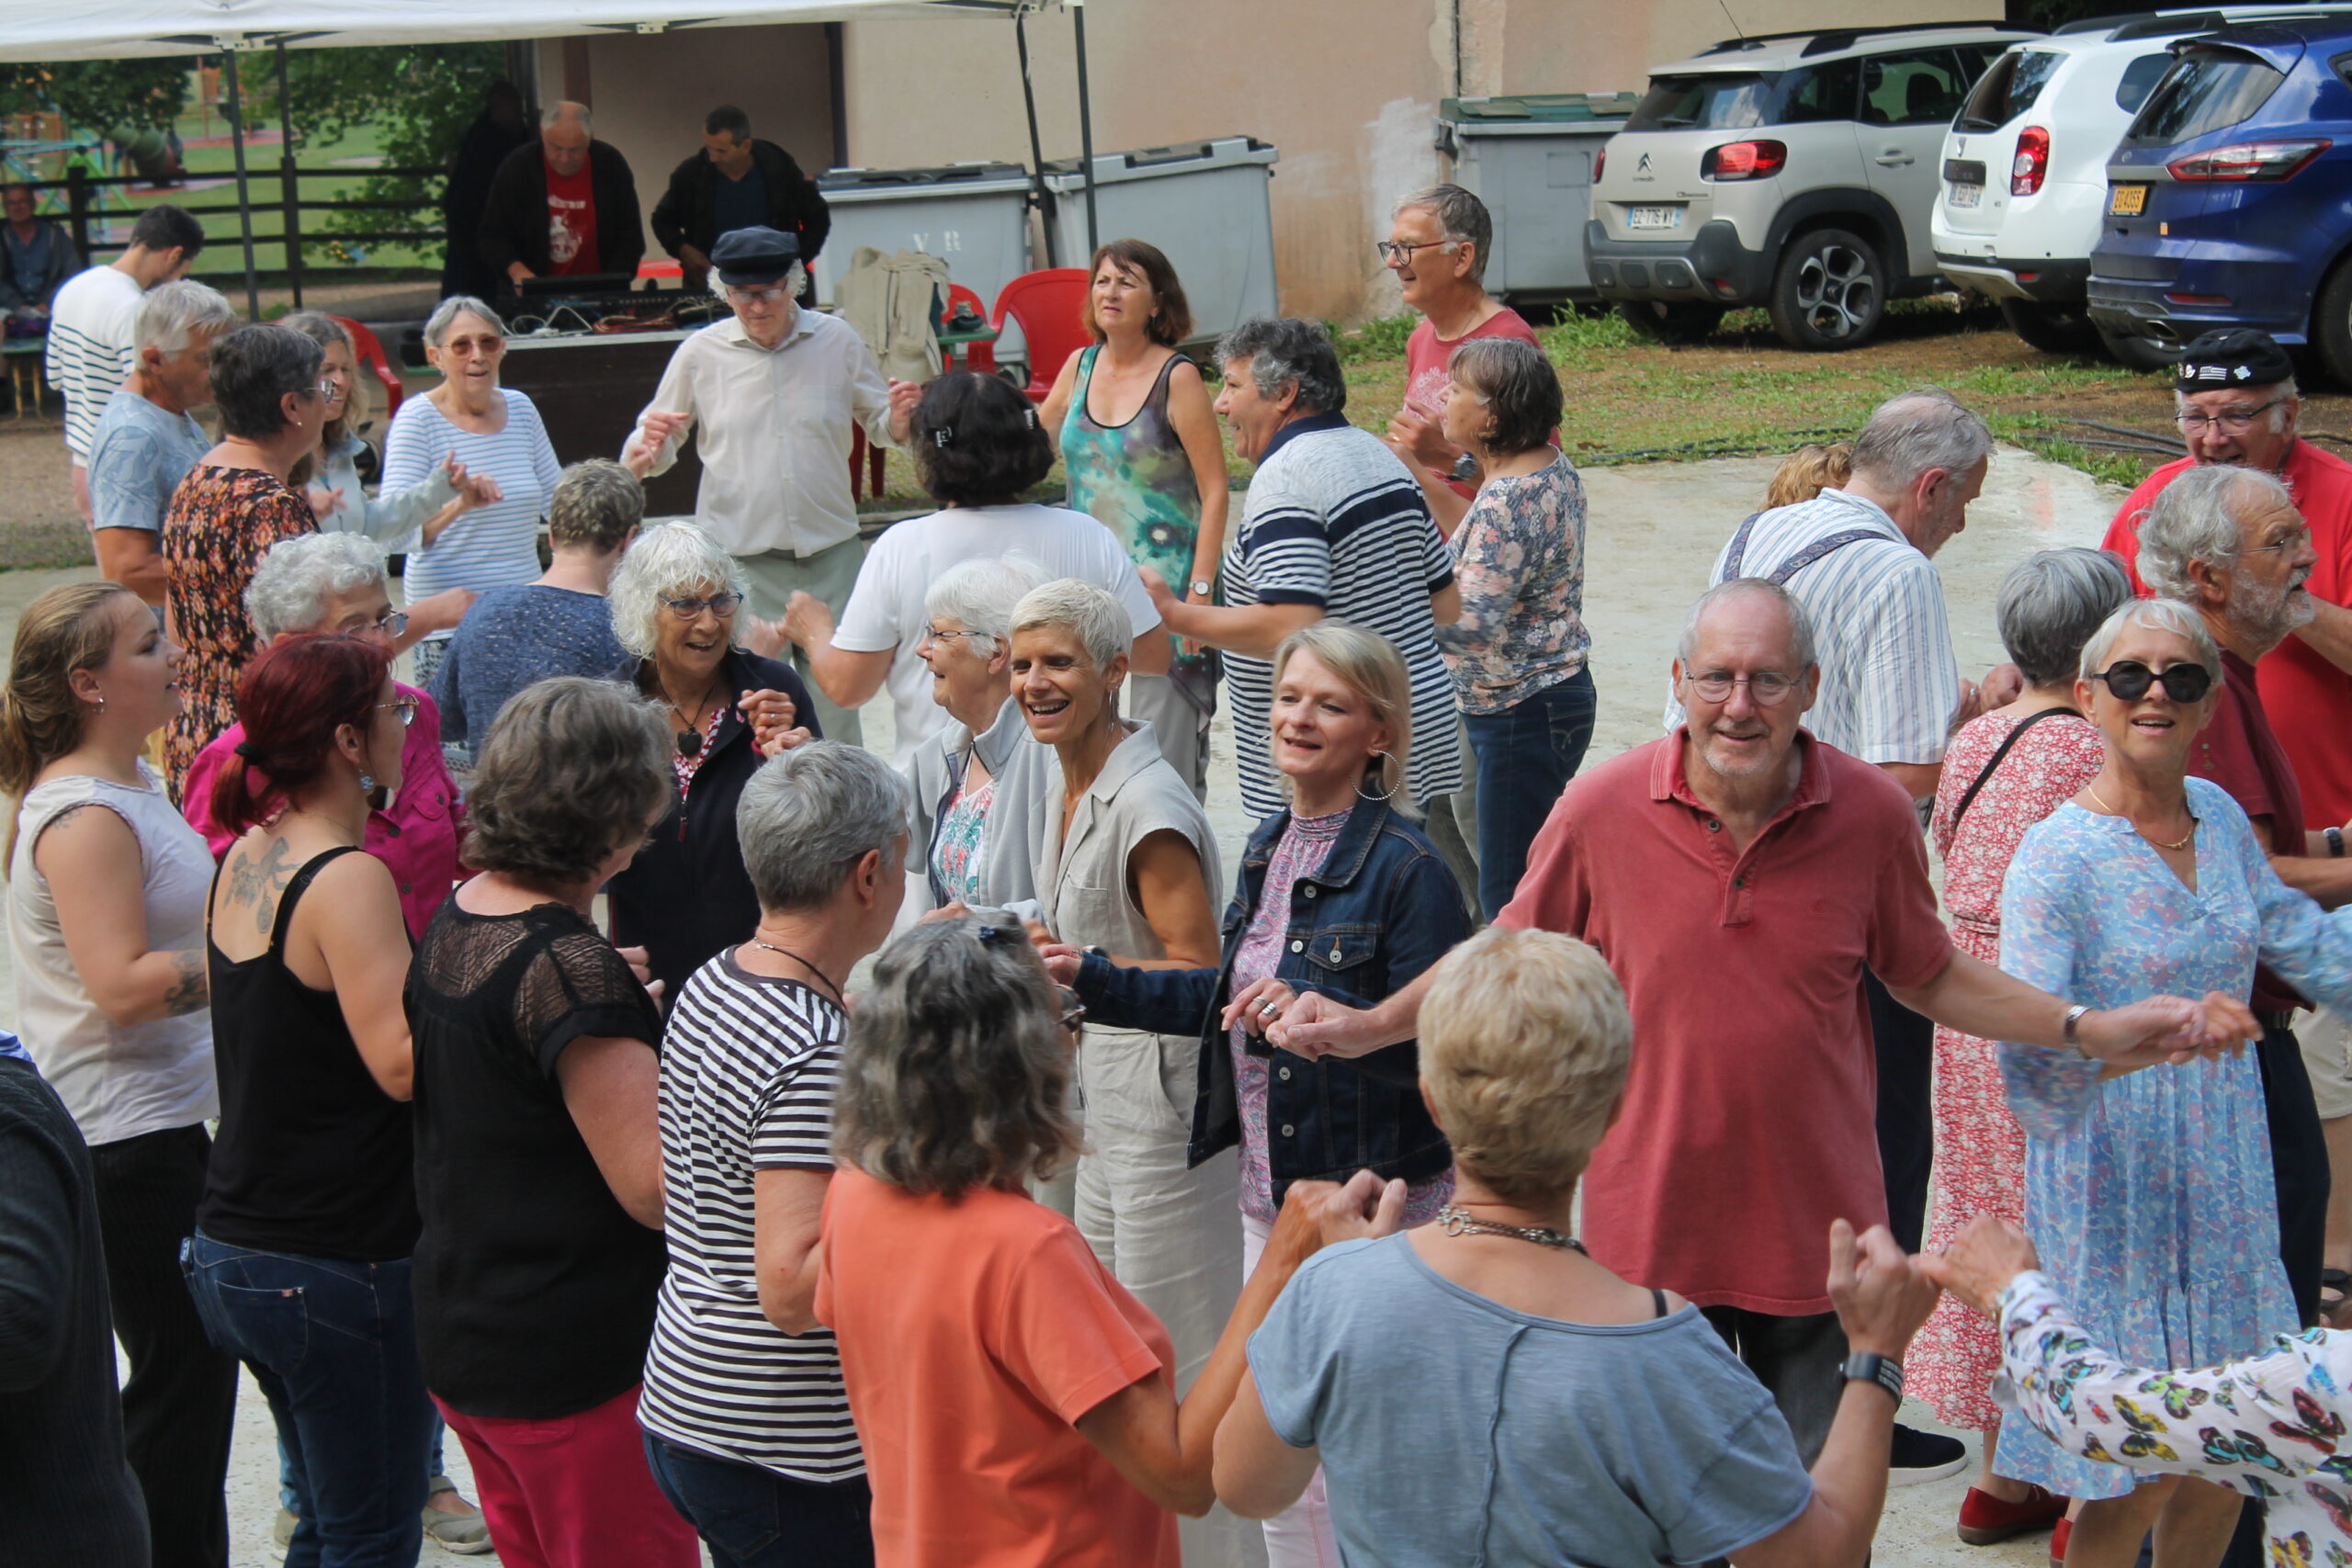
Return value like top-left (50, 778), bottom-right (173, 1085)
top-left (1072, 1024), bottom-right (1263, 1568)
top-left (1239, 1210), bottom-right (1342, 1568)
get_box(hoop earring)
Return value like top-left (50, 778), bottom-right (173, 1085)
top-left (1360, 751), bottom-right (1398, 803)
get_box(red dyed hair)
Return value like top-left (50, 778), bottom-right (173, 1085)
top-left (209, 632), bottom-right (390, 835)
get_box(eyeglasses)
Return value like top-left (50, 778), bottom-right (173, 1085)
top-left (1375, 238), bottom-right (1461, 265)
top-left (923, 625), bottom-right (990, 648)
top-left (378, 695), bottom-right (420, 728)
top-left (660, 592), bottom-right (743, 619)
top-left (2089, 660), bottom-right (2212, 704)
top-left (2235, 523), bottom-right (2313, 558)
top-left (1681, 670), bottom-right (1799, 705)
top-left (725, 285), bottom-right (792, 306)
top-left (2177, 398), bottom-right (2285, 433)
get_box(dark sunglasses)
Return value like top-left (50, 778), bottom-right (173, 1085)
top-left (2090, 660), bottom-right (2212, 704)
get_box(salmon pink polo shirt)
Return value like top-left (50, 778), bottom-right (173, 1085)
top-left (1498, 730), bottom-right (1953, 1314)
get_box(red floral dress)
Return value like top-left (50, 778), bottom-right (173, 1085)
top-left (1908, 706), bottom-right (2107, 1430)
top-left (161, 464), bottom-right (316, 798)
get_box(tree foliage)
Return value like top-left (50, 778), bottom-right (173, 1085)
top-left (0, 60), bottom-right (190, 138)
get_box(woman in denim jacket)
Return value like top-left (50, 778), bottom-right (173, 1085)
top-left (1045, 619), bottom-right (1471, 1568)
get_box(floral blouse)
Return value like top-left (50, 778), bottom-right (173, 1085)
top-left (931, 776), bottom-right (996, 909)
top-left (1998, 1269), bottom-right (2352, 1561)
top-left (1431, 451), bottom-right (1589, 715)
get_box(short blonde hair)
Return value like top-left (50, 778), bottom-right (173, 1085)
top-left (1419, 928), bottom-right (1632, 1204)
top-left (1008, 578), bottom-right (1130, 671)
top-left (1271, 620), bottom-right (1413, 805)
top-left (1765, 442), bottom-right (1852, 510)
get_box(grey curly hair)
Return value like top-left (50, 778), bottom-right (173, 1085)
top-left (245, 533), bottom-right (390, 642)
top-left (606, 520), bottom-right (752, 660)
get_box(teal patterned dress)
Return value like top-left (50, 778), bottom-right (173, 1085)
top-left (1060, 346), bottom-right (1214, 690)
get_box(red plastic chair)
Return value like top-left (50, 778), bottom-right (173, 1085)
top-left (941, 282), bottom-right (997, 377)
top-left (992, 267), bottom-right (1091, 403)
top-left (331, 316), bottom-right (403, 421)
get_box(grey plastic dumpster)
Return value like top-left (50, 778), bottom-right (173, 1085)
top-left (810, 162), bottom-right (1035, 314)
top-left (1039, 137), bottom-right (1278, 356)
top-left (1438, 95), bottom-right (1636, 308)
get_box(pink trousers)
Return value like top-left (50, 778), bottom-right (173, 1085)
top-left (434, 1383), bottom-right (698, 1568)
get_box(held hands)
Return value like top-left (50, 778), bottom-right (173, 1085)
top-left (616, 944), bottom-right (666, 1009)
top-left (1037, 941), bottom-right (1084, 986)
top-left (627, 412), bottom-right (690, 477)
top-left (2075, 991), bottom-right (2260, 1068)
top-left (1826, 1218), bottom-right (1943, 1359)
top-left (741, 688), bottom-right (811, 758)
top-left (886, 378), bottom-right (922, 444)
top-left (1223, 976), bottom-right (1301, 1040)
top-left (1266, 988), bottom-right (1383, 1060)
top-left (1264, 1169), bottom-right (1408, 1269)
top-left (1917, 1213), bottom-right (2040, 1319)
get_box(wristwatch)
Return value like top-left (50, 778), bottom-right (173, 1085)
top-left (1188, 579), bottom-right (1214, 598)
top-left (2062, 1003), bottom-right (2093, 1056)
top-left (1448, 451), bottom-right (1480, 483)
top-left (1842, 1351), bottom-right (1905, 1404)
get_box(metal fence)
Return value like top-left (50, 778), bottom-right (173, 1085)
top-left (35, 162), bottom-right (446, 308)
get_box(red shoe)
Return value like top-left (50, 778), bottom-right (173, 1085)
top-left (2049, 1516), bottom-right (2072, 1565)
top-left (1957, 1483), bottom-right (2066, 1546)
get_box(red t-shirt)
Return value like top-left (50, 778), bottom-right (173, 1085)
top-left (1498, 732), bottom-right (1953, 1313)
top-left (2103, 440), bottom-right (2352, 828)
top-left (816, 1168), bottom-right (1179, 1568)
top-left (2194, 649), bottom-right (2309, 1012)
top-left (1403, 306), bottom-right (1544, 498)
top-left (544, 153), bottom-right (600, 276)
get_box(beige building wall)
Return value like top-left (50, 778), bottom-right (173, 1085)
top-left (530, 25), bottom-right (837, 267)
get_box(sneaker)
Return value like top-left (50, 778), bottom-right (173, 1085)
top-left (1957, 1483), bottom-right (2066, 1545)
top-left (422, 1478), bottom-right (492, 1556)
top-left (272, 1508), bottom-right (298, 1552)
top-left (2049, 1515), bottom-right (2072, 1566)
top-left (1890, 1423), bottom-right (1969, 1485)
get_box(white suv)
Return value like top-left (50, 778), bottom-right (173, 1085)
top-left (1932, 8), bottom-right (2352, 354)
top-left (1586, 22), bottom-right (2034, 350)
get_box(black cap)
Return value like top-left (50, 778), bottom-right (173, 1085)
top-left (710, 226), bottom-right (801, 287)
top-left (2175, 328), bottom-right (2296, 392)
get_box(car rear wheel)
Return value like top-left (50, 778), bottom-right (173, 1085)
top-left (1768, 229), bottom-right (1883, 351)
top-left (2096, 329), bottom-right (2182, 374)
top-left (2312, 256), bottom-right (2352, 389)
top-left (1615, 301), bottom-right (1725, 344)
top-left (1999, 299), bottom-right (2099, 355)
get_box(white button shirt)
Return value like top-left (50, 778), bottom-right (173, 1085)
top-left (626, 309), bottom-right (899, 558)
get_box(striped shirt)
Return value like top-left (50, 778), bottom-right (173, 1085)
top-left (639, 951), bottom-right (860, 1482)
top-left (44, 265), bottom-right (141, 462)
top-left (1664, 487), bottom-right (1962, 765)
top-left (379, 389), bottom-right (560, 629)
top-left (1226, 413), bottom-right (1462, 817)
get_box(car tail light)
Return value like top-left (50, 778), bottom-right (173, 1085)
top-left (1700, 140), bottom-right (1787, 181)
top-left (1596, 149), bottom-right (1606, 183)
top-left (2167, 140), bottom-right (2332, 181)
top-left (2011, 127), bottom-right (2050, 197)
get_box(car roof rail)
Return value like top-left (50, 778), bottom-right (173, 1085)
top-left (1696, 19), bottom-right (2037, 55)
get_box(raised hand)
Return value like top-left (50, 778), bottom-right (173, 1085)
top-left (886, 378), bottom-right (923, 443)
top-left (1385, 397), bottom-right (1455, 470)
top-left (1264, 1168), bottom-right (1408, 1268)
top-left (739, 688), bottom-right (807, 757)
top-left (1826, 1219), bottom-right (1942, 1359)
top-left (780, 590), bottom-right (832, 649)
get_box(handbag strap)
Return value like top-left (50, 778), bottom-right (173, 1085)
top-left (1949, 707), bottom-right (2080, 831)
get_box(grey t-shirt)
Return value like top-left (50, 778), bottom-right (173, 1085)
top-left (1248, 1235), bottom-right (1815, 1567)
top-left (85, 385), bottom-right (207, 535)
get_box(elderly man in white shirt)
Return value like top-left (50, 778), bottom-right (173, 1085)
top-left (623, 224), bottom-right (920, 745)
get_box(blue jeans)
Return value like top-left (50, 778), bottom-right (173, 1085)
top-left (279, 1424), bottom-right (450, 1513)
top-left (641, 1432), bottom-right (873, 1568)
top-left (181, 1234), bottom-right (431, 1568)
top-left (1461, 667), bottom-right (1597, 921)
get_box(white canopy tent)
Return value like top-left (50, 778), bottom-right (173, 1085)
top-left (0, 0), bottom-right (1101, 316)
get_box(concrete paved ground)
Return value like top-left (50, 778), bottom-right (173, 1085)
top-left (0, 443), bottom-right (2115, 1566)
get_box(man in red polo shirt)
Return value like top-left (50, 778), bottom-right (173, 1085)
top-left (1269, 578), bottom-right (2251, 1466)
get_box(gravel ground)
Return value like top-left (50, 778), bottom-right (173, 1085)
top-left (0, 444), bottom-right (2120, 1567)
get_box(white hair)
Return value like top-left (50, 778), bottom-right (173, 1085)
top-left (2137, 464), bottom-right (2291, 603)
top-left (424, 294), bottom-right (505, 348)
top-left (244, 533), bottom-right (390, 640)
top-left (710, 261), bottom-right (808, 302)
top-left (606, 520), bottom-right (752, 660)
top-left (542, 100), bottom-right (592, 134)
top-left (924, 554), bottom-right (1048, 654)
top-left (1009, 578), bottom-right (1131, 671)
top-left (1849, 387), bottom-right (1994, 491)
top-left (2078, 597), bottom-right (2223, 686)
top-left (136, 278), bottom-right (236, 355)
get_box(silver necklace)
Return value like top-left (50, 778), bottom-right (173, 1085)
top-left (1437, 1203), bottom-right (1587, 1253)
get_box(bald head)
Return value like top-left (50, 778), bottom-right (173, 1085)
top-left (542, 102), bottom-right (592, 176)
top-left (1678, 578), bottom-right (1816, 673)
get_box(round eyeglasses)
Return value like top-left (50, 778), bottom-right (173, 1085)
top-left (660, 592), bottom-right (743, 620)
top-left (1680, 670), bottom-right (1799, 705)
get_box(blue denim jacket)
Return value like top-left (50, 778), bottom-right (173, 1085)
top-left (1075, 791), bottom-right (1471, 1201)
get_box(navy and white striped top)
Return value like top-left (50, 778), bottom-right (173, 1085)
top-left (1665, 487), bottom-right (1962, 764)
top-left (379, 389), bottom-right (560, 626)
top-left (44, 265), bottom-right (141, 462)
top-left (1225, 413), bottom-right (1462, 817)
top-left (639, 952), bottom-right (860, 1482)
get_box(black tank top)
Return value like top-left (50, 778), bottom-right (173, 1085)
top-left (197, 846), bottom-right (419, 1261)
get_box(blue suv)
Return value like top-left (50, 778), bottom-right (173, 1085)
top-left (2089, 17), bottom-right (2352, 378)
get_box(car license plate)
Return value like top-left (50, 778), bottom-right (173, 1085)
top-left (1950, 183), bottom-right (1983, 209)
top-left (2109, 184), bottom-right (2149, 216)
top-left (1627, 206), bottom-right (1681, 231)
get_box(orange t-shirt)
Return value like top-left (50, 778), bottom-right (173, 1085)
top-left (815, 1168), bottom-right (1179, 1568)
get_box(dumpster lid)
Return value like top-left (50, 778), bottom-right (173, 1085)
top-left (1038, 136), bottom-right (1278, 186)
top-left (1439, 93), bottom-right (1639, 124)
top-left (817, 161), bottom-right (1033, 193)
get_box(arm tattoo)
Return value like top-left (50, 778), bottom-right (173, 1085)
top-left (222, 836), bottom-right (297, 935)
top-left (161, 950), bottom-right (208, 1016)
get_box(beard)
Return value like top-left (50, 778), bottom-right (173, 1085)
top-left (2233, 568), bottom-right (2316, 642)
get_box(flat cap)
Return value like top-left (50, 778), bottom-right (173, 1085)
top-left (2175, 328), bottom-right (2295, 392)
top-left (711, 226), bottom-right (801, 287)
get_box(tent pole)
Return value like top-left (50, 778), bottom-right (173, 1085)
top-left (1070, 0), bottom-right (1098, 254)
top-left (219, 47), bottom-right (262, 321)
top-left (275, 39), bottom-right (302, 310)
top-left (1014, 8), bottom-right (1053, 268)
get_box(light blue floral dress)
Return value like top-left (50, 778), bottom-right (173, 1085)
top-left (1996, 778), bottom-right (2352, 1499)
